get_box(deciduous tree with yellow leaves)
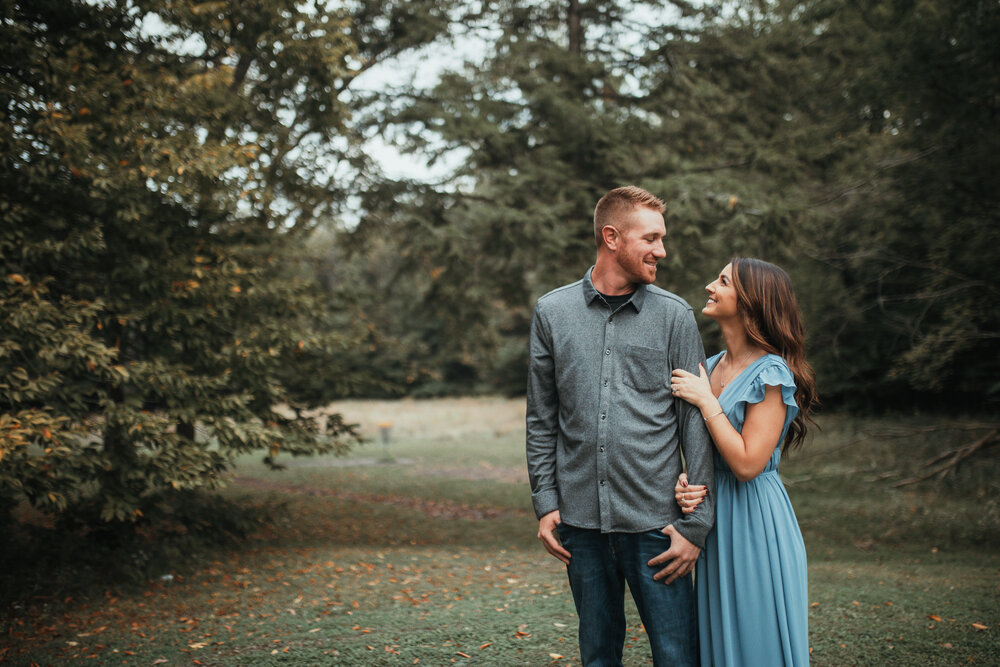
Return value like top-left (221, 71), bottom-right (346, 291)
top-left (0, 0), bottom-right (380, 525)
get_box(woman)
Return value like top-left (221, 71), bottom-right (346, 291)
top-left (669, 257), bottom-right (818, 666)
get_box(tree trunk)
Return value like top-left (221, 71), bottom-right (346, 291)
top-left (177, 420), bottom-right (196, 442)
top-left (567, 0), bottom-right (581, 54)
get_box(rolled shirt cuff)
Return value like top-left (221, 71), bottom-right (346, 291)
top-left (671, 515), bottom-right (712, 549)
top-left (531, 488), bottom-right (560, 520)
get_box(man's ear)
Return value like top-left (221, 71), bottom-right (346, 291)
top-left (601, 225), bottom-right (620, 251)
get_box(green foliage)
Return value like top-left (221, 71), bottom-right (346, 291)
top-left (0, 0), bottom-right (369, 526)
top-left (805, 0), bottom-right (1000, 405)
top-left (347, 1), bottom-right (713, 395)
top-left (339, 0), bottom-right (998, 408)
top-left (3, 0), bottom-right (994, 538)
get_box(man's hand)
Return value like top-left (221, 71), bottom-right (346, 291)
top-left (537, 510), bottom-right (571, 564)
top-left (648, 524), bottom-right (700, 585)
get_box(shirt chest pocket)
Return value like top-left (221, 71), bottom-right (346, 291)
top-left (621, 344), bottom-right (667, 391)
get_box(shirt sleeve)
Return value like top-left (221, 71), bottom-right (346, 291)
top-left (525, 302), bottom-right (560, 519)
top-left (669, 309), bottom-right (716, 548)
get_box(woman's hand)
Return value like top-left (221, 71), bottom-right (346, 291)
top-left (674, 472), bottom-right (707, 514)
top-left (670, 363), bottom-right (715, 412)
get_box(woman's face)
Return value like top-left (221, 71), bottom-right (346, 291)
top-left (703, 263), bottom-right (739, 320)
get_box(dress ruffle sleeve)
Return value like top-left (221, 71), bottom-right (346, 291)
top-left (731, 358), bottom-right (799, 426)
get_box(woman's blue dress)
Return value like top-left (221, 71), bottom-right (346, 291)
top-left (697, 352), bottom-right (809, 666)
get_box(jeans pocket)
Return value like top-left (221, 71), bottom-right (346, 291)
top-left (555, 521), bottom-right (570, 548)
top-left (646, 527), bottom-right (675, 557)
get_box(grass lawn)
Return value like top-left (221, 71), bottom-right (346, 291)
top-left (2, 398), bottom-right (998, 665)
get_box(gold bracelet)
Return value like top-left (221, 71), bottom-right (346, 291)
top-left (703, 410), bottom-right (724, 422)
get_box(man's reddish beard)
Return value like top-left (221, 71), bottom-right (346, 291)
top-left (617, 246), bottom-right (657, 284)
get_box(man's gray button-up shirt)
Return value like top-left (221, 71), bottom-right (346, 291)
top-left (525, 267), bottom-right (715, 547)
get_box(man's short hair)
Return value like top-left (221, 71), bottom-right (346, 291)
top-left (593, 186), bottom-right (666, 247)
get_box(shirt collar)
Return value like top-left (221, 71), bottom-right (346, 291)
top-left (582, 266), bottom-right (647, 312)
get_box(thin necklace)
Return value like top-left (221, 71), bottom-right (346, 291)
top-left (719, 349), bottom-right (755, 388)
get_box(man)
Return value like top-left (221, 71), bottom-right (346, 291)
top-left (526, 186), bottom-right (715, 666)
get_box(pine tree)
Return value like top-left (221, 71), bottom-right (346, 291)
top-left (346, 1), bottom-right (724, 394)
top-left (336, 0), bottom-right (998, 407)
top-left (800, 0), bottom-right (1000, 406)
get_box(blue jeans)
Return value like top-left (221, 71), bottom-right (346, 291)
top-left (557, 523), bottom-right (698, 667)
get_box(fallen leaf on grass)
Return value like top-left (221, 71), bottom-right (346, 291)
top-left (928, 615), bottom-right (942, 622)
top-left (971, 623), bottom-right (988, 630)
top-left (456, 651), bottom-right (471, 658)
top-left (549, 653), bottom-right (564, 660)
top-left (479, 642), bottom-right (493, 649)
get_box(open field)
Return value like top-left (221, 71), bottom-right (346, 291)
top-left (2, 398), bottom-right (998, 665)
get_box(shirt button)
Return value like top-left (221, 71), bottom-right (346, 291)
top-left (605, 348), bottom-right (611, 355)
top-left (603, 379), bottom-right (608, 387)
top-left (600, 413), bottom-right (606, 421)
top-left (599, 446), bottom-right (605, 452)
top-left (600, 480), bottom-right (606, 486)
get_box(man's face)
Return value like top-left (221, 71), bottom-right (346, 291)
top-left (614, 207), bottom-right (667, 284)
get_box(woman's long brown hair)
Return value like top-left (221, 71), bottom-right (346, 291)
top-left (731, 257), bottom-right (819, 452)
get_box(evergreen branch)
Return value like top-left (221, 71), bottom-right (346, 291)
top-left (812, 146), bottom-right (940, 205)
top-left (815, 250), bottom-right (1000, 298)
top-left (679, 158), bottom-right (752, 173)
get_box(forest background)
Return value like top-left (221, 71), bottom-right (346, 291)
top-left (2, 0), bottom-right (998, 537)
top-left (2, 1), bottom-right (998, 663)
